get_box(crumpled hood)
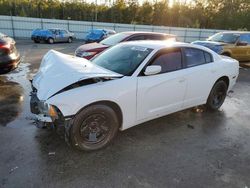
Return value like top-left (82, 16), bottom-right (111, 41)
top-left (32, 50), bottom-right (122, 100)
top-left (77, 42), bottom-right (108, 52)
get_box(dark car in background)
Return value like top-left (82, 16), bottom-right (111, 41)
top-left (192, 31), bottom-right (250, 62)
top-left (0, 33), bottom-right (20, 73)
top-left (84, 29), bottom-right (116, 43)
top-left (31, 28), bottom-right (75, 44)
top-left (75, 31), bottom-right (177, 59)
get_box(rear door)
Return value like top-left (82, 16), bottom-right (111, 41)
top-left (137, 48), bottom-right (188, 121)
top-left (235, 34), bottom-right (250, 61)
top-left (60, 30), bottom-right (69, 42)
top-left (182, 47), bottom-right (216, 108)
top-left (54, 30), bottom-right (62, 42)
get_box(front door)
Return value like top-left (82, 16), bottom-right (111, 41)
top-left (137, 48), bottom-right (187, 121)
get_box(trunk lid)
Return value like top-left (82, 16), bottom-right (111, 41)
top-left (33, 50), bottom-right (122, 100)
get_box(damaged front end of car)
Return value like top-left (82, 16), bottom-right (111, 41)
top-left (30, 76), bottom-right (119, 129)
top-left (29, 50), bottom-right (122, 134)
top-left (30, 84), bottom-right (63, 128)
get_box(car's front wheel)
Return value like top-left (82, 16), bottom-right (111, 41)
top-left (206, 80), bottom-right (227, 110)
top-left (69, 104), bottom-right (119, 151)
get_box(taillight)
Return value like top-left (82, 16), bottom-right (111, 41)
top-left (0, 44), bottom-right (11, 55)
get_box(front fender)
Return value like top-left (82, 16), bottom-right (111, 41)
top-left (46, 77), bottom-right (137, 130)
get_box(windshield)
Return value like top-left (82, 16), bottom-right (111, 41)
top-left (92, 44), bottom-right (153, 76)
top-left (100, 33), bottom-right (130, 46)
top-left (208, 33), bottom-right (239, 44)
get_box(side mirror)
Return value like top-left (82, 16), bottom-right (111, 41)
top-left (237, 41), bottom-right (248, 46)
top-left (144, 65), bottom-right (161, 76)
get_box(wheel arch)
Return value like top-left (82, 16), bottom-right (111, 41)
top-left (215, 76), bottom-right (229, 89)
top-left (221, 51), bottom-right (231, 57)
top-left (76, 100), bottom-right (123, 128)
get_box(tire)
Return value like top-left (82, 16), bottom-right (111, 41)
top-left (68, 37), bottom-right (73, 43)
top-left (34, 39), bottom-right (40, 43)
top-left (48, 38), bottom-right (54, 44)
top-left (69, 104), bottom-right (119, 151)
top-left (206, 80), bottom-right (228, 110)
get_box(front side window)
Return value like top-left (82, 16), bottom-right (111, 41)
top-left (151, 48), bottom-right (182, 73)
top-left (184, 48), bottom-right (213, 67)
top-left (239, 34), bottom-right (250, 44)
top-left (92, 44), bottom-right (153, 76)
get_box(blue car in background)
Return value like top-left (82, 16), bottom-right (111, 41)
top-left (84, 29), bottom-right (116, 43)
top-left (31, 28), bottom-right (75, 44)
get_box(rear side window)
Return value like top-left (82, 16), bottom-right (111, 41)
top-left (127, 35), bottom-right (145, 41)
top-left (60, 30), bottom-right (68, 34)
top-left (151, 48), bottom-right (182, 73)
top-left (204, 52), bottom-right (213, 63)
top-left (239, 34), bottom-right (250, 44)
top-left (184, 48), bottom-right (213, 67)
top-left (145, 34), bottom-right (165, 40)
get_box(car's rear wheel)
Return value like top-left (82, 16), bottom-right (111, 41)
top-left (206, 80), bottom-right (227, 110)
top-left (48, 38), bottom-right (54, 44)
top-left (34, 39), bottom-right (40, 43)
top-left (69, 104), bottom-right (119, 151)
top-left (68, 37), bottom-right (73, 43)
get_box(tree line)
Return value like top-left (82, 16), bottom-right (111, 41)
top-left (0, 0), bottom-right (249, 30)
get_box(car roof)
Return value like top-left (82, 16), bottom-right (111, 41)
top-left (48, 28), bottom-right (67, 30)
top-left (121, 31), bottom-right (176, 37)
top-left (218, 31), bottom-right (250, 35)
top-left (119, 40), bottom-right (208, 51)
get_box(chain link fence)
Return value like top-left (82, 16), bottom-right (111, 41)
top-left (0, 15), bottom-right (226, 42)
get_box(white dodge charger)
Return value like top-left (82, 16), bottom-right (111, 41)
top-left (30, 41), bottom-right (239, 151)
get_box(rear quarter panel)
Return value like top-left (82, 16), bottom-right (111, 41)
top-left (214, 55), bottom-right (239, 91)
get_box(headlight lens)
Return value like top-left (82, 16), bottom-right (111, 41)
top-left (38, 102), bottom-right (49, 115)
top-left (38, 102), bottom-right (58, 118)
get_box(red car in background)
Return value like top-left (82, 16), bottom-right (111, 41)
top-left (0, 33), bottom-right (20, 73)
top-left (75, 31), bottom-right (177, 59)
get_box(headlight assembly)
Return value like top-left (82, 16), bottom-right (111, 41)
top-left (38, 101), bottom-right (49, 115)
top-left (38, 102), bottom-right (58, 119)
top-left (81, 51), bottom-right (97, 57)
